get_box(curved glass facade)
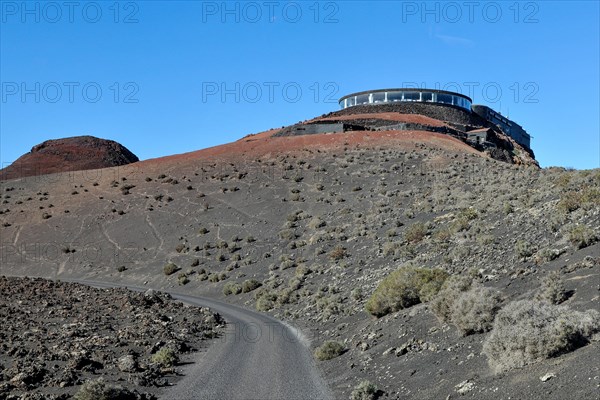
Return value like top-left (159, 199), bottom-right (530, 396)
top-left (339, 89), bottom-right (472, 111)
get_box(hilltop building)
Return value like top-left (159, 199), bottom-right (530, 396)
top-left (338, 88), bottom-right (531, 150)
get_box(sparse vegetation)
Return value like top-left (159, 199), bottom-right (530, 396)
top-left (223, 282), bottom-right (242, 295)
top-left (151, 347), bottom-right (178, 368)
top-left (329, 245), bottom-right (347, 260)
top-left (450, 286), bottom-right (503, 336)
top-left (241, 279), bottom-right (261, 293)
top-left (74, 378), bottom-right (137, 400)
top-left (567, 224), bottom-right (597, 249)
top-left (163, 263), bottom-right (178, 276)
top-left (483, 300), bottom-right (600, 372)
top-left (350, 380), bottom-right (378, 400)
top-left (430, 275), bottom-right (473, 323)
top-left (404, 222), bottom-right (427, 243)
top-left (366, 266), bottom-right (448, 317)
top-left (536, 271), bottom-right (567, 304)
top-left (314, 340), bottom-right (345, 361)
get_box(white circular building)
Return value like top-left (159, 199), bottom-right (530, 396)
top-left (339, 88), bottom-right (473, 111)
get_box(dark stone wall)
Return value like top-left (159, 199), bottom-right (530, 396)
top-left (324, 103), bottom-right (490, 127)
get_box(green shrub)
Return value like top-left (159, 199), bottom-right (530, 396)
top-left (256, 291), bottom-right (277, 311)
top-left (536, 271), bottom-right (567, 304)
top-left (242, 279), bottom-right (262, 293)
top-left (404, 222), bottom-right (427, 243)
top-left (482, 300), bottom-right (600, 372)
top-left (151, 347), bottom-right (178, 368)
top-left (366, 266), bottom-right (448, 317)
top-left (568, 224), bottom-right (597, 249)
top-left (178, 273), bottom-right (190, 285)
top-left (163, 263), bottom-right (178, 276)
top-left (117, 265), bottom-right (127, 272)
top-left (450, 286), bottom-right (503, 336)
top-left (223, 282), bottom-right (242, 296)
top-left (350, 380), bottom-right (377, 400)
top-left (314, 340), bottom-right (345, 361)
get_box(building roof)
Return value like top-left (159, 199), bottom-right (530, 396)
top-left (339, 88), bottom-right (473, 103)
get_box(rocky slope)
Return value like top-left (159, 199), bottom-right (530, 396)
top-left (0, 277), bottom-right (224, 400)
top-left (0, 120), bottom-right (597, 399)
top-left (0, 136), bottom-right (139, 181)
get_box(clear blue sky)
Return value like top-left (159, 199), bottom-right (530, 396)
top-left (1, 1), bottom-right (598, 169)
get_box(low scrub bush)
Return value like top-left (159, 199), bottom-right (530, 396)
top-left (163, 263), bottom-right (178, 276)
top-left (430, 274), bottom-right (474, 322)
top-left (314, 340), bottom-right (345, 361)
top-left (515, 240), bottom-right (535, 259)
top-left (366, 266), bottom-right (448, 317)
top-left (329, 245), bottom-right (347, 260)
top-left (223, 282), bottom-right (242, 296)
top-left (151, 347), bottom-right (178, 368)
top-left (483, 300), bottom-right (600, 372)
top-left (567, 224), bottom-right (597, 249)
top-left (450, 286), bottom-right (503, 336)
top-left (74, 378), bottom-right (137, 400)
top-left (404, 222), bottom-right (427, 243)
top-left (535, 271), bottom-right (567, 304)
top-left (241, 279), bottom-right (261, 293)
top-left (350, 380), bottom-right (377, 400)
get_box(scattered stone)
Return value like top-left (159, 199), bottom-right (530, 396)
top-left (540, 373), bottom-right (556, 382)
top-left (455, 379), bottom-right (475, 394)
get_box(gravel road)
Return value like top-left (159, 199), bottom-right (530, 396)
top-left (74, 280), bottom-right (333, 400)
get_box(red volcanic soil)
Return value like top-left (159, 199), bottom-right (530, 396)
top-left (309, 112), bottom-right (449, 127)
top-left (0, 136), bottom-right (139, 181)
top-left (139, 128), bottom-right (480, 169)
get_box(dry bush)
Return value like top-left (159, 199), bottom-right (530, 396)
top-left (404, 222), bottom-right (427, 243)
top-left (350, 380), bottom-right (377, 400)
top-left (366, 266), bottom-right (448, 317)
top-left (163, 263), bottom-right (178, 276)
top-left (483, 300), bottom-right (600, 373)
top-left (329, 245), bottom-right (347, 260)
top-left (450, 286), bottom-right (503, 336)
top-left (314, 340), bottom-right (345, 361)
top-left (535, 271), bottom-right (567, 304)
top-left (567, 224), bottom-right (597, 249)
top-left (430, 275), bottom-right (473, 322)
top-left (515, 240), bottom-right (535, 259)
top-left (74, 378), bottom-right (139, 400)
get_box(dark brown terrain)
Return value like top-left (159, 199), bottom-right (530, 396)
top-left (0, 136), bottom-right (139, 181)
top-left (0, 277), bottom-right (224, 400)
top-left (0, 106), bottom-right (598, 399)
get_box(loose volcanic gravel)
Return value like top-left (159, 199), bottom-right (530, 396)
top-left (0, 277), bottom-right (224, 400)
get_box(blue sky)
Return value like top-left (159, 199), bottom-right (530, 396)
top-left (1, 1), bottom-right (598, 169)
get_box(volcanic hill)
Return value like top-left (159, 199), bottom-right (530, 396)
top-left (0, 135), bottom-right (139, 181)
top-left (1, 106), bottom-right (598, 400)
